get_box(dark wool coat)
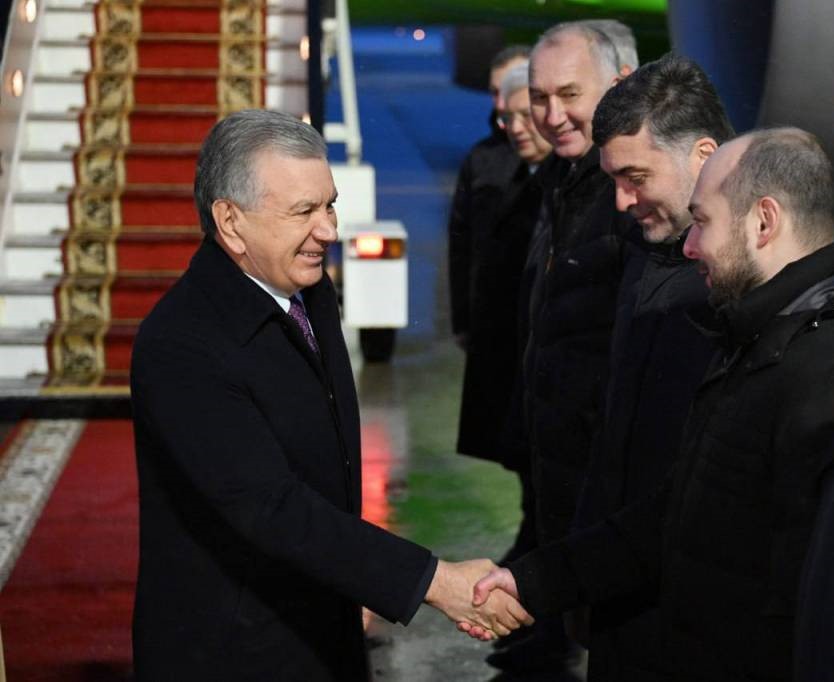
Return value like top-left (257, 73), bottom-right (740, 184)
top-left (512, 242), bottom-right (834, 682)
top-left (456, 159), bottom-right (540, 463)
top-left (447, 127), bottom-right (518, 337)
top-left (573, 233), bottom-right (715, 682)
top-left (131, 239), bottom-right (434, 682)
top-left (522, 146), bottom-right (633, 546)
top-left (795, 465), bottom-right (834, 682)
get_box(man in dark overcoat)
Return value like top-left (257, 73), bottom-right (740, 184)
top-left (470, 127), bottom-right (834, 682)
top-left (567, 54), bottom-right (734, 680)
top-left (448, 45), bottom-right (530, 350)
top-left (130, 110), bottom-right (531, 681)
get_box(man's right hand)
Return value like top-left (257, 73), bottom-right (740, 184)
top-left (425, 559), bottom-right (533, 640)
top-left (454, 566), bottom-right (524, 641)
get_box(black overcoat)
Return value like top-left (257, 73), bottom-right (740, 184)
top-left (512, 243), bottom-right (834, 681)
top-left (456, 160), bottom-right (540, 462)
top-left (130, 239), bottom-right (434, 681)
top-left (573, 234), bottom-right (715, 681)
top-left (447, 128), bottom-right (518, 337)
top-left (522, 147), bottom-right (633, 545)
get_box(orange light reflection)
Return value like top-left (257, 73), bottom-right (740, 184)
top-left (361, 422), bottom-right (393, 529)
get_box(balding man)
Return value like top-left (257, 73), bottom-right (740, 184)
top-left (473, 127), bottom-right (834, 681)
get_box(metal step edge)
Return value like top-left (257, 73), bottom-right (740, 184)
top-left (45, 3), bottom-right (307, 17)
top-left (0, 278), bottom-right (60, 295)
top-left (40, 36), bottom-right (301, 48)
top-left (20, 145), bottom-right (201, 160)
top-left (0, 328), bottom-right (51, 344)
top-left (4, 234), bottom-right (65, 248)
top-left (12, 191), bottom-right (69, 203)
top-left (34, 73), bottom-right (307, 84)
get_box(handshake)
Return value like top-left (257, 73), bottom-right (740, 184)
top-left (424, 559), bottom-right (533, 641)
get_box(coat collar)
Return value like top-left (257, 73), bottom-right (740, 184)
top-left (187, 237), bottom-right (330, 366)
top-left (567, 144), bottom-right (601, 187)
top-left (714, 241), bottom-right (834, 349)
top-left (187, 238), bottom-right (281, 346)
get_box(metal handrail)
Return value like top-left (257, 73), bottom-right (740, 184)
top-left (322, 0), bottom-right (362, 165)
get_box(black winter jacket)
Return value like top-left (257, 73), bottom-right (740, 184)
top-left (447, 127), bottom-right (517, 337)
top-left (457, 160), bottom-right (541, 462)
top-left (522, 146), bottom-right (633, 545)
top-left (512, 242), bottom-right (834, 682)
top-left (573, 233), bottom-right (715, 682)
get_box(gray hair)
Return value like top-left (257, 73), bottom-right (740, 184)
top-left (578, 19), bottom-right (639, 71)
top-left (490, 44), bottom-right (532, 72)
top-left (721, 127), bottom-right (834, 248)
top-left (500, 62), bottom-right (530, 103)
top-left (533, 22), bottom-right (620, 83)
top-left (194, 109), bottom-right (328, 237)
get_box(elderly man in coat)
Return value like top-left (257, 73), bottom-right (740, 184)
top-left (130, 109), bottom-right (532, 682)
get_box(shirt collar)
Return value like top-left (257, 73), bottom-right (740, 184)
top-left (244, 273), bottom-right (291, 313)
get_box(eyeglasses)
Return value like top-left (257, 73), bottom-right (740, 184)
top-left (497, 109), bottom-right (533, 128)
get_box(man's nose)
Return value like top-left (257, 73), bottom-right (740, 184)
top-left (615, 184), bottom-right (637, 213)
top-left (682, 225), bottom-right (700, 260)
top-left (313, 212), bottom-right (338, 243)
top-left (545, 97), bottom-right (566, 128)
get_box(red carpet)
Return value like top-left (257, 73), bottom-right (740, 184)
top-left (0, 419), bottom-right (391, 679)
top-left (0, 421), bottom-right (137, 681)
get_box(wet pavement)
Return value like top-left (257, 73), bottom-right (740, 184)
top-left (331, 27), bottom-right (588, 681)
top-left (354, 338), bottom-right (587, 681)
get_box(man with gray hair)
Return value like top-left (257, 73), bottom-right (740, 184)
top-left (490, 20), bottom-right (633, 675)
top-left (580, 19), bottom-right (639, 75)
top-left (130, 109), bottom-right (532, 681)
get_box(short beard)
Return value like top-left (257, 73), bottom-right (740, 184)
top-left (708, 222), bottom-right (765, 308)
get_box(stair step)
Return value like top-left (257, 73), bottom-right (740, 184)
top-left (41, 35), bottom-right (300, 47)
top-left (29, 74), bottom-right (306, 115)
top-left (37, 38), bottom-right (305, 79)
top-left (42, 5), bottom-right (306, 42)
top-left (2, 230), bottom-right (200, 279)
top-left (25, 107), bottom-right (220, 151)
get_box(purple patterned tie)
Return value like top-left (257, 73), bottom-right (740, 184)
top-left (288, 296), bottom-right (319, 354)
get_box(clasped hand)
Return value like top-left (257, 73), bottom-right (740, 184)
top-left (425, 559), bottom-right (532, 641)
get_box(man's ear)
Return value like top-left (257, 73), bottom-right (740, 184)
top-left (211, 199), bottom-right (246, 255)
top-left (754, 196), bottom-right (781, 248)
top-left (618, 65), bottom-right (633, 78)
top-left (694, 137), bottom-right (719, 163)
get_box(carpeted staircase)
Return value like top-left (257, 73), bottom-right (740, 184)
top-left (0, 0), bottom-right (309, 409)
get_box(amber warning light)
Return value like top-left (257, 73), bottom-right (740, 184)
top-left (349, 234), bottom-right (405, 259)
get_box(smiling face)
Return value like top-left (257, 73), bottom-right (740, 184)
top-left (601, 126), bottom-right (713, 243)
top-left (683, 140), bottom-right (765, 306)
top-left (217, 152), bottom-right (338, 297)
top-left (503, 88), bottom-right (553, 164)
top-left (529, 33), bottom-right (616, 161)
